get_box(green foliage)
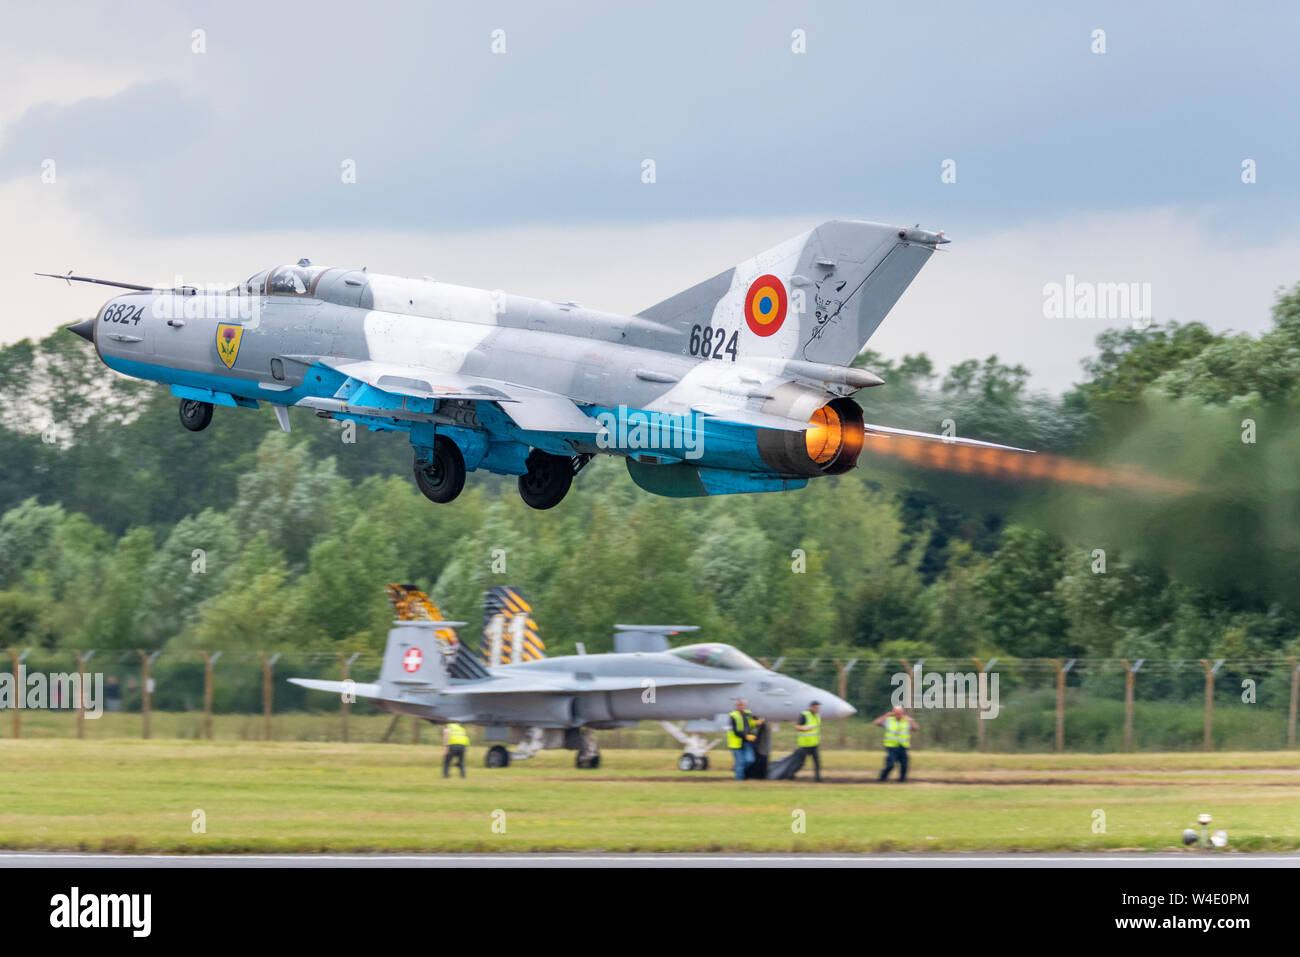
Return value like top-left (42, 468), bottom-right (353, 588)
top-left (1, 286), bottom-right (1299, 661)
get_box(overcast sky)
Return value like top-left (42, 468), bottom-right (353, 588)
top-left (3, 1), bottom-right (1298, 390)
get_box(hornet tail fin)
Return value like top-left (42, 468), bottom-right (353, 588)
top-left (376, 620), bottom-right (459, 700)
top-left (637, 220), bottom-right (947, 367)
top-left (480, 586), bottom-right (546, 666)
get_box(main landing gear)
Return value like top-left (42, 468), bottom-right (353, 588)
top-left (413, 438), bottom-right (590, 509)
top-left (414, 436), bottom-right (466, 504)
top-left (574, 728), bottom-right (600, 769)
top-left (517, 449), bottom-right (574, 510)
top-left (179, 398), bottom-right (214, 432)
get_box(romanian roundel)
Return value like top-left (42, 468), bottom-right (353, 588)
top-left (744, 274), bottom-right (788, 337)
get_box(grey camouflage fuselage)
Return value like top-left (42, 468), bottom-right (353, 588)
top-left (66, 220), bottom-right (953, 506)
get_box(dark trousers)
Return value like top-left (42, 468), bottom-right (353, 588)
top-left (879, 746), bottom-right (909, 781)
top-left (798, 745), bottom-right (822, 781)
top-left (443, 744), bottom-right (466, 778)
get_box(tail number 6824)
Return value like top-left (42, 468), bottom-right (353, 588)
top-left (689, 325), bottom-right (738, 362)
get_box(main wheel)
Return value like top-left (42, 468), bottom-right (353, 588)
top-left (517, 449), bottom-right (573, 510)
top-left (179, 398), bottom-right (213, 432)
top-left (677, 754), bottom-right (696, 772)
top-left (485, 745), bottom-right (510, 768)
top-left (414, 437), bottom-right (466, 504)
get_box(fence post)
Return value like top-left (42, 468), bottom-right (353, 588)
top-left (837, 658), bottom-right (858, 747)
top-left (137, 650), bottom-right (160, 739)
top-left (259, 653), bottom-right (281, 741)
top-left (7, 648), bottom-right (30, 738)
top-left (200, 651), bottom-right (222, 739)
top-left (340, 652), bottom-right (360, 743)
top-left (1052, 659), bottom-right (1076, 752)
top-left (1123, 658), bottom-right (1144, 751)
top-left (75, 650), bottom-right (95, 739)
top-left (1289, 657), bottom-right (1298, 749)
top-left (1200, 659), bottom-right (1224, 750)
top-left (972, 658), bottom-right (997, 752)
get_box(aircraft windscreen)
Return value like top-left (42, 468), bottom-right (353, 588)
top-left (669, 643), bottom-right (762, 670)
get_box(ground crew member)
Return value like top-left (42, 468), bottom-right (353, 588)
top-left (442, 721), bottom-right (470, 778)
top-left (727, 699), bottom-right (762, 780)
top-left (794, 701), bottom-right (823, 782)
top-left (873, 705), bottom-right (918, 782)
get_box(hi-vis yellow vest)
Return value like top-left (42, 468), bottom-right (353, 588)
top-left (883, 715), bottom-right (911, 748)
top-left (797, 710), bottom-right (821, 747)
top-left (446, 723), bottom-right (470, 746)
top-left (727, 710), bottom-right (751, 749)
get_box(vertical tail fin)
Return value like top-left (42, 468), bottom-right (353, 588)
top-left (377, 621), bottom-right (455, 700)
top-left (636, 220), bottom-right (947, 367)
top-left (385, 583), bottom-right (490, 679)
top-left (480, 586), bottom-right (546, 665)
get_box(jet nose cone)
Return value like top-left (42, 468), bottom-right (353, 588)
top-left (67, 318), bottom-right (95, 342)
top-left (824, 696), bottom-right (855, 720)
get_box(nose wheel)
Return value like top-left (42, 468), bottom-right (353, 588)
top-left (517, 449), bottom-right (574, 510)
top-left (414, 437), bottom-right (466, 503)
top-left (179, 398), bottom-right (214, 432)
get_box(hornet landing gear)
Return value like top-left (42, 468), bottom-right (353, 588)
top-left (518, 449), bottom-right (574, 510)
top-left (661, 721), bottom-right (717, 771)
top-left (574, 728), bottom-right (601, 769)
top-left (414, 436), bottom-right (465, 504)
top-left (485, 744), bottom-right (511, 768)
top-left (179, 398), bottom-right (213, 432)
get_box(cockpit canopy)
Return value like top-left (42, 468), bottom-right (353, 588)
top-left (668, 643), bottom-right (763, 671)
top-left (245, 259), bottom-right (328, 297)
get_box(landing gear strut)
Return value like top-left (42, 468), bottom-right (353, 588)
top-left (517, 449), bottom-right (574, 510)
top-left (574, 728), bottom-right (601, 769)
top-left (661, 721), bottom-right (718, 771)
top-left (179, 398), bottom-right (213, 432)
top-left (414, 436), bottom-right (466, 504)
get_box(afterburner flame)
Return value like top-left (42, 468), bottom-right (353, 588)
top-left (806, 405), bottom-right (844, 463)
top-left (860, 432), bottom-right (1196, 494)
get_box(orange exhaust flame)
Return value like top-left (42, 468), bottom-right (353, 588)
top-left (860, 433), bottom-right (1197, 495)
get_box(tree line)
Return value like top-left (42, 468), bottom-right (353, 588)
top-left (1, 284), bottom-right (1299, 663)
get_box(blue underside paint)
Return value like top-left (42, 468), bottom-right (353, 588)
top-left (107, 356), bottom-right (797, 489)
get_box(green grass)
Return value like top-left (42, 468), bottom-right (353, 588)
top-left (0, 738), bottom-right (1296, 853)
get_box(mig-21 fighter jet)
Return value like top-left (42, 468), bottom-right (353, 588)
top-left (48, 220), bottom-right (1021, 509)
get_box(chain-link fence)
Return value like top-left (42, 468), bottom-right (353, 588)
top-left (2, 649), bottom-right (1297, 751)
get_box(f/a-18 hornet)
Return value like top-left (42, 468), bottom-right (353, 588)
top-left (291, 586), bottom-right (854, 770)
top-left (48, 220), bottom-right (1018, 509)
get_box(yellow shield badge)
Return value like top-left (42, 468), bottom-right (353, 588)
top-left (216, 323), bottom-right (244, 369)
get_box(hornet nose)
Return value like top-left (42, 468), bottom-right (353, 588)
top-left (67, 318), bottom-right (95, 342)
top-left (822, 695), bottom-right (856, 720)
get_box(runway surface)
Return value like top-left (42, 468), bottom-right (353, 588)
top-left (1, 851), bottom-right (1295, 868)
